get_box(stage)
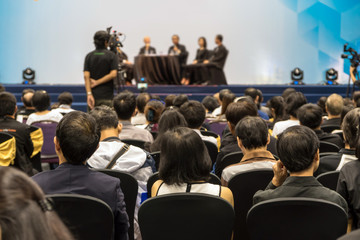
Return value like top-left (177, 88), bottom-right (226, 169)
top-left (4, 84), bottom-right (352, 113)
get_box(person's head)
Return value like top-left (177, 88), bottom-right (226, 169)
top-left (93, 30), bottom-right (110, 49)
top-left (57, 92), bottom-right (73, 106)
top-left (143, 36), bottom-right (151, 45)
top-left (173, 94), bottom-right (188, 108)
top-left (164, 94), bottom-right (176, 107)
top-left (202, 96), bottom-right (220, 113)
top-left (180, 100), bottom-right (206, 129)
top-left (215, 34), bottom-right (223, 45)
top-left (326, 94), bottom-right (344, 117)
top-left (220, 92), bottom-right (236, 115)
top-left (268, 96), bottom-right (287, 122)
top-left (219, 89), bottom-right (232, 104)
top-left (282, 88), bottom-right (296, 99)
top-left (0, 84), bottom-right (5, 93)
top-left (235, 116), bottom-right (269, 151)
top-left (277, 125), bottom-right (320, 173)
top-left (144, 100), bottom-right (165, 124)
top-left (0, 92), bottom-right (17, 117)
top-left (284, 92), bottom-right (307, 118)
top-left (317, 96), bottom-right (328, 115)
top-left (0, 167), bottom-right (73, 240)
top-left (21, 89), bottom-right (35, 108)
top-left (113, 92), bottom-right (137, 120)
top-left (32, 90), bottom-right (51, 112)
top-left (159, 127), bottom-right (212, 185)
top-left (172, 34), bottom-right (180, 45)
top-left (55, 111), bottom-right (100, 165)
top-left (136, 93), bottom-right (151, 114)
top-left (225, 100), bottom-right (258, 134)
top-left (341, 104), bottom-right (355, 125)
top-left (343, 98), bottom-right (353, 107)
top-left (244, 88), bottom-right (263, 109)
top-left (158, 107), bottom-right (187, 135)
top-left (90, 105), bottom-right (120, 132)
top-left (353, 91), bottom-right (360, 107)
top-left (342, 108), bottom-right (360, 149)
top-left (297, 104), bottom-right (323, 130)
top-left (198, 36), bottom-right (207, 48)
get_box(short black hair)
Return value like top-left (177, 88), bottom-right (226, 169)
top-left (225, 100), bottom-right (258, 127)
top-left (219, 89), bottom-right (232, 102)
top-left (179, 100), bottom-right (206, 129)
top-left (113, 92), bottom-right (136, 120)
top-left (216, 34), bottom-right (223, 42)
top-left (136, 93), bottom-right (151, 113)
top-left (90, 105), bottom-right (118, 131)
top-left (277, 125), bottom-right (319, 172)
top-left (94, 30), bottom-right (110, 49)
top-left (57, 92), bottom-right (73, 105)
top-left (173, 94), bottom-right (189, 108)
top-left (159, 127), bottom-right (212, 185)
top-left (164, 94), bottom-right (176, 107)
top-left (56, 111), bottom-right (100, 165)
top-left (244, 88), bottom-right (258, 101)
top-left (317, 96), bottom-right (327, 114)
top-left (144, 100), bottom-right (165, 124)
top-left (282, 88), bottom-right (296, 99)
top-left (353, 91), bottom-right (360, 107)
top-left (285, 92), bottom-right (307, 117)
top-left (202, 96), bottom-right (220, 113)
top-left (0, 92), bottom-right (17, 117)
top-left (31, 90), bottom-right (50, 112)
top-left (342, 108), bottom-right (360, 148)
top-left (235, 116), bottom-right (268, 149)
top-left (21, 89), bottom-right (35, 107)
top-left (297, 104), bottom-right (323, 129)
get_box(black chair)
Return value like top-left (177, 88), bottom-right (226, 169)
top-left (94, 169), bottom-right (138, 240)
top-left (139, 193), bottom-right (234, 240)
top-left (228, 168), bottom-right (274, 240)
top-left (320, 141), bottom-right (341, 153)
top-left (146, 172), bottom-right (221, 198)
top-left (247, 197), bottom-right (348, 240)
top-left (334, 131), bottom-right (344, 142)
top-left (122, 139), bottom-right (146, 149)
top-left (203, 140), bottom-right (218, 165)
top-left (200, 130), bottom-right (219, 139)
top-left (47, 194), bottom-right (114, 240)
top-left (316, 170), bottom-right (340, 191)
top-left (319, 152), bottom-right (338, 158)
top-left (150, 151), bottom-right (160, 170)
top-left (321, 125), bottom-right (340, 133)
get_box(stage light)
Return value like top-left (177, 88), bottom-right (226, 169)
top-left (291, 67), bottom-right (304, 85)
top-left (22, 68), bottom-right (35, 85)
top-left (325, 68), bottom-right (338, 85)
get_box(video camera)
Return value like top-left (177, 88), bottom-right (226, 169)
top-left (341, 43), bottom-right (360, 68)
top-left (106, 26), bottom-right (125, 52)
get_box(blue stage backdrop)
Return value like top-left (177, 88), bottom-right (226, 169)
top-left (0, 0), bottom-right (360, 85)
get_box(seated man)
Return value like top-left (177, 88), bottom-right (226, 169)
top-left (168, 34), bottom-right (187, 66)
top-left (321, 93), bottom-right (344, 129)
top-left (244, 87), bottom-right (270, 120)
top-left (0, 92), bottom-right (34, 175)
top-left (16, 88), bottom-right (35, 123)
top-left (139, 36), bottom-right (156, 55)
top-left (32, 111), bottom-right (129, 240)
top-left (132, 93), bottom-right (151, 125)
top-left (297, 104), bottom-right (343, 149)
top-left (52, 92), bottom-right (75, 115)
top-left (221, 116), bottom-right (276, 186)
top-left (253, 125), bottom-right (348, 213)
top-left (204, 34), bottom-right (228, 69)
top-left (113, 91), bottom-right (154, 143)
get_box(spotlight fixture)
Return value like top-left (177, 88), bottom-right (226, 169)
top-left (22, 68), bottom-right (35, 85)
top-left (325, 68), bottom-right (338, 85)
top-left (291, 67), bottom-right (304, 85)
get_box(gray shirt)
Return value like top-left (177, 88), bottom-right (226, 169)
top-left (119, 121), bottom-right (154, 143)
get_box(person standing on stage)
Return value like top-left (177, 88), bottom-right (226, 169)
top-left (84, 30), bottom-right (118, 110)
top-left (139, 36), bottom-right (156, 55)
top-left (168, 34), bottom-right (187, 65)
top-left (204, 34), bottom-right (228, 69)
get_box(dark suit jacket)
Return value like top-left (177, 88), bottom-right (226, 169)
top-left (321, 118), bottom-right (341, 128)
top-left (139, 46), bottom-right (156, 55)
top-left (168, 44), bottom-right (187, 65)
top-left (209, 44), bottom-right (228, 69)
top-left (32, 163), bottom-right (129, 240)
top-left (315, 129), bottom-right (344, 149)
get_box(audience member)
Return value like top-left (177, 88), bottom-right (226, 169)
top-left (253, 126), bottom-right (347, 213)
top-left (281, 87), bottom-right (296, 99)
top-left (322, 93), bottom-right (344, 129)
top-left (212, 89), bottom-right (232, 117)
top-left (202, 95), bottom-right (220, 117)
top-left (173, 94), bottom-right (189, 108)
top-left (52, 92), bottom-right (75, 115)
top-left (132, 93), bottom-right (151, 125)
top-left (317, 96), bottom-right (328, 116)
top-left (32, 111), bottom-right (129, 240)
top-left (353, 91), bottom-right (360, 107)
top-left (16, 88), bottom-right (35, 122)
top-left (244, 88), bottom-right (270, 120)
top-left (144, 100), bottom-right (165, 132)
top-left (221, 116), bottom-right (276, 186)
top-left (151, 127), bottom-right (234, 205)
top-left (218, 92), bottom-right (236, 120)
top-left (267, 96), bottom-right (288, 130)
top-left (164, 94), bottom-right (176, 107)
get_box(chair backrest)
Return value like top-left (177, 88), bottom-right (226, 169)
top-left (150, 151), bottom-right (160, 170)
top-left (0, 132), bottom-right (16, 166)
top-left (247, 197), bottom-right (348, 240)
top-left (316, 170), bottom-right (340, 191)
top-left (208, 121), bottom-right (227, 137)
top-left (203, 140), bottom-right (218, 165)
top-left (48, 194), bottom-right (114, 240)
top-left (319, 152), bottom-right (338, 158)
top-left (200, 130), bottom-right (219, 139)
top-left (94, 169), bottom-right (138, 240)
top-left (31, 121), bottom-right (58, 157)
top-left (122, 139), bottom-right (146, 149)
top-left (228, 168), bottom-right (274, 240)
top-left (139, 193), bottom-right (235, 240)
top-left (320, 141), bottom-right (341, 153)
top-left (216, 151), bottom-right (244, 177)
top-left (321, 125), bottom-right (340, 133)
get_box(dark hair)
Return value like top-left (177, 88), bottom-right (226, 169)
top-left (317, 96), bottom-right (327, 114)
top-left (22, 89), bottom-right (35, 107)
top-left (297, 104), bottom-right (323, 129)
top-left (56, 111), bottom-right (100, 165)
top-left (235, 116), bottom-right (268, 149)
top-left (342, 108), bottom-right (360, 148)
top-left (0, 167), bottom-right (73, 240)
top-left (0, 92), bottom-right (17, 117)
top-left (277, 125), bottom-right (319, 172)
top-left (144, 100), bottom-right (165, 124)
top-left (159, 127), bottom-right (212, 185)
top-left (180, 100), bottom-right (206, 129)
top-left (198, 36), bottom-right (207, 49)
top-left (202, 96), bottom-right (220, 113)
top-left (219, 89), bottom-right (232, 102)
top-left (220, 92), bottom-right (236, 115)
top-left (90, 106), bottom-right (118, 131)
top-left (164, 94), bottom-right (176, 107)
top-left (136, 93), bottom-right (151, 113)
top-left (113, 92), bottom-right (136, 120)
top-left (57, 92), bottom-right (73, 105)
top-left (282, 88), bottom-right (296, 99)
top-left (216, 34), bottom-right (223, 42)
top-left (269, 96), bottom-right (287, 122)
top-left (94, 30), bottom-right (110, 49)
top-left (353, 91), bottom-right (360, 107)
top-left (244, 88), bottom-right (258, 101)
top-left (173, 94), bottom-right (189, 108)
top-left (32, 90), bottom-right (51, 112)
top-left (225, 100), bottom-right (258, 127)
top-left (285, 92), bottom-right (307, 118)
top-left (343, 98), bottom-right (354, 107)
top-left (341, 104), bottom-right (355, 125)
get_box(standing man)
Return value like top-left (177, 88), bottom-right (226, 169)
top-left (168, 34), bottom-right (187, 65)
top-left (84, 30), bottom-right (119, 110)
top-left (139, 36), bottom-right (156, 55)
top-left (204, 34), bottom-right (228, 69)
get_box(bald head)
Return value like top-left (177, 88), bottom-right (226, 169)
top-left (144, 36), bottom-right (151, 44)
top-left (22, 92), bottom-right (34, 108)
top-left (326, 94), bottom-right (344, 117)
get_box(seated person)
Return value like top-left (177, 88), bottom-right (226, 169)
top-left (253, 125), bottom-right (348, 213)
top-left (16, 88), bottom-right (35, 123)
top-left (204, 34), bottom-right (228, 69)
top-left (267, 96), bottom-right (288, 130)
top-left (272, 92), bottom-right (307, 137)
top-left (52, 92), bottom-right (75, 115)
top-left (168, 34), bottom-right (187, 66)
top-left (164, 94), bottom-right (176, 108)
top-left (113, 91), bottom-right (153, 143)
top-left (132, 93), bottom-right (151, 125)
top-left (179, 100), bottom-right (217, 146)
top-left (216, 92), bottom-right (236, 120)
top-left (173, 94), bottom-right (189, 108)
top-left (221, 116), bottom-right (276, 186)
top-left (139, 36), bottom-right (156, 55)
top-left (297, 104), bottom-right (343, 149)
top-left (202, 96), bottom-right (220, 118)
top-left (321, 94), bottom-right (344, 129)
top-left (211, 89), bottom-right (232, 117)
top-left (26, 90), bottom-right (63, 125)
top-left (32, 111), bottom-right (129, 240)
top-left (143, 100), bottom-right (165, 132)
top-left (244, 88), bottom-right (270, 120)
top-left (151, 127), bottom-right (234, 206)
top-left (317, 108), bottom-right (360, 175)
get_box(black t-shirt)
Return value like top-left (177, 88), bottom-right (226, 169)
top-left (84, 48), bottom-right (118, 100)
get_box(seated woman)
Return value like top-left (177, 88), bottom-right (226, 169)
top-left (26, 90), bottom-right (63, 125)
top-left (151, 127), bottom-right (233, 205)
top-left (143, 100), bottom-right (165, 132)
